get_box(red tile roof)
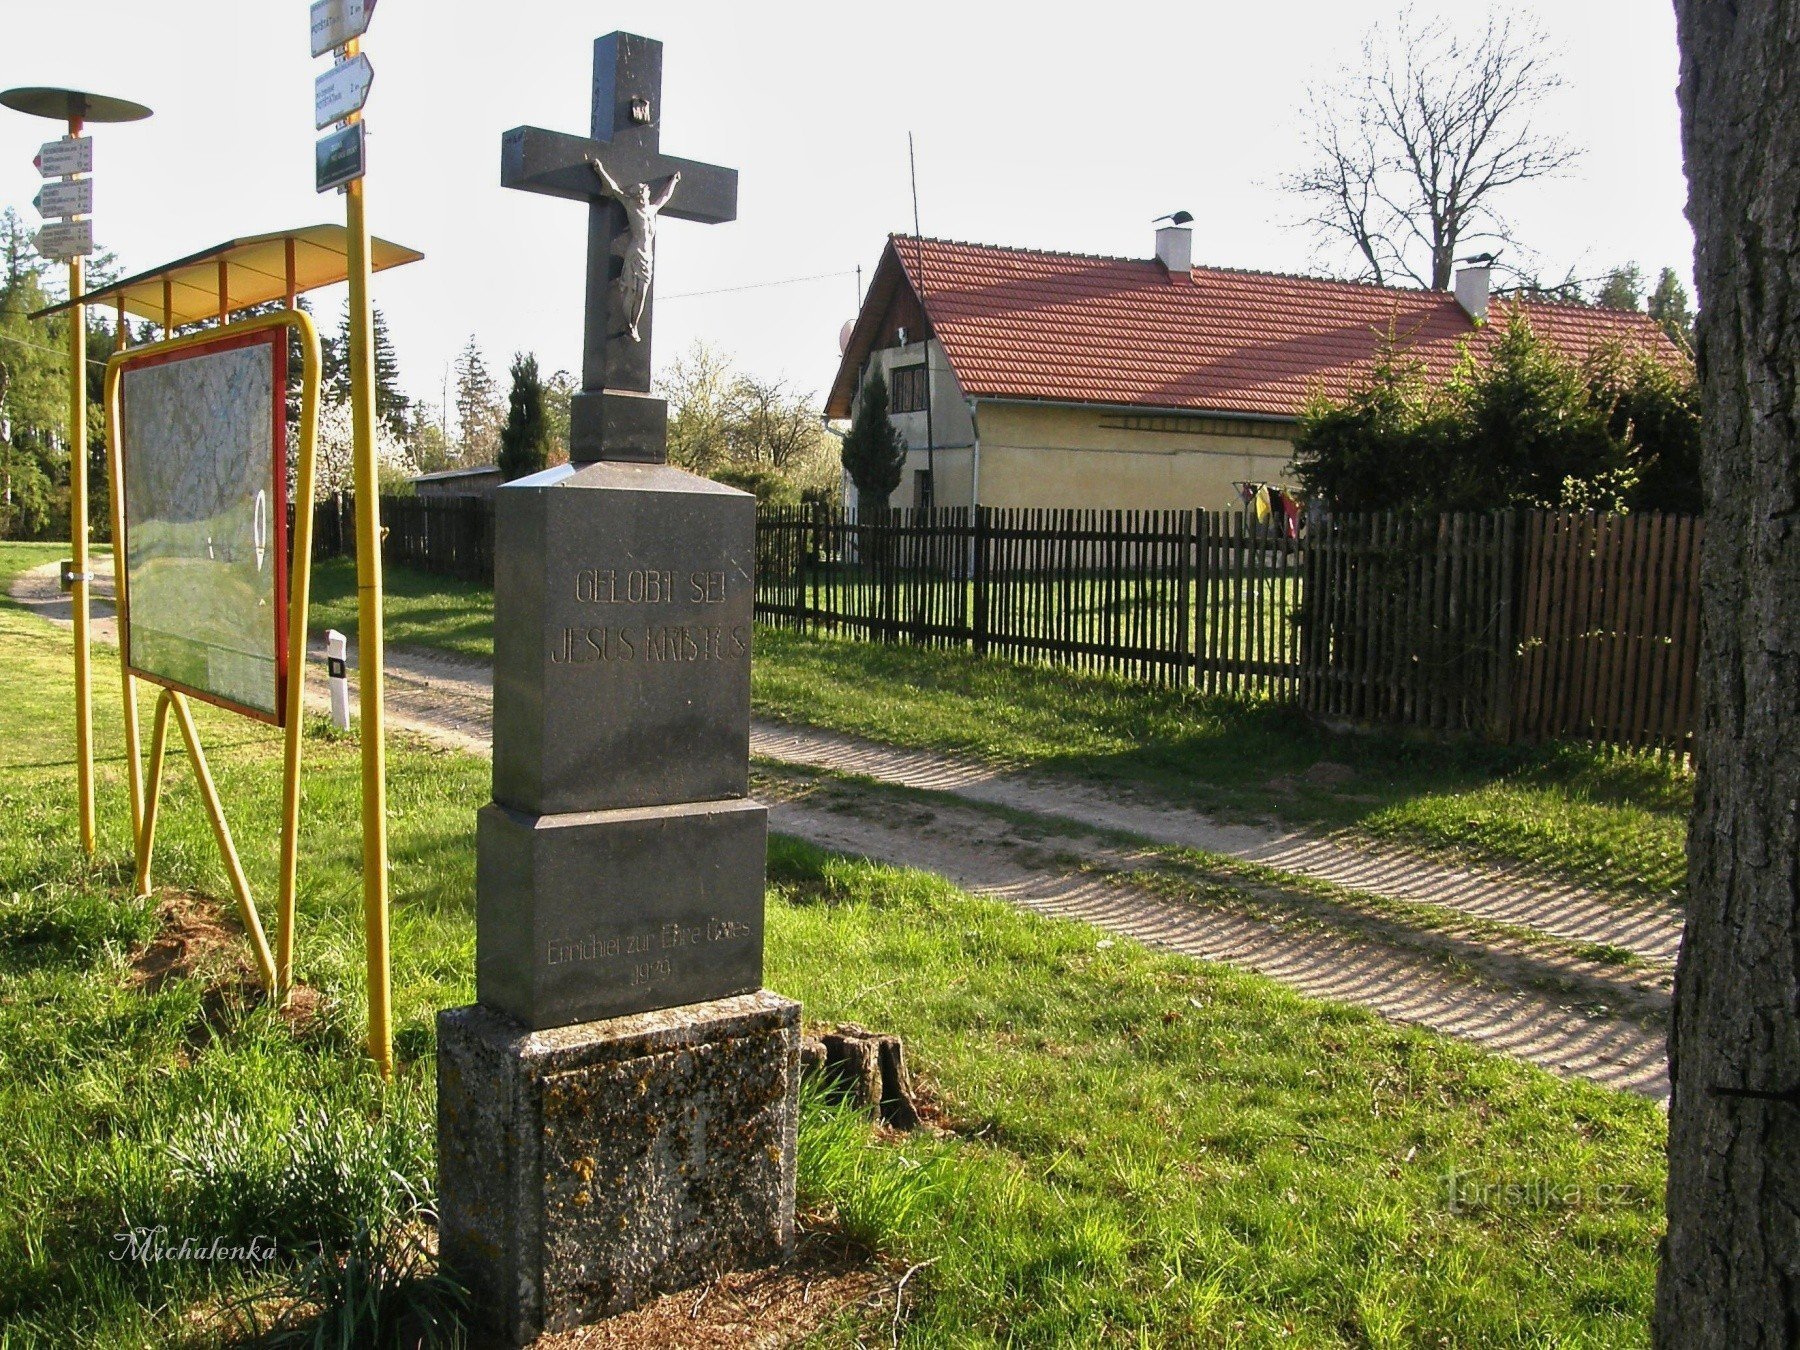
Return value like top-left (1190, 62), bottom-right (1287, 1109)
top-left (826, 235), bottom-right (1686, 420)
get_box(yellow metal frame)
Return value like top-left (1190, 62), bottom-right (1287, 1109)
top-left (104, 309), bottom-right (321, 1000)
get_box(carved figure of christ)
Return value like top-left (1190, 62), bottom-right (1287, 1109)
top-left (585, 154), bottom-right (679, 342)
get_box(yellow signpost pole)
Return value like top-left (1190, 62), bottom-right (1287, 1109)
top-left (339, 34), bottom-right (393, 1078)
top-left (66, 114), bottom-right (94, 856)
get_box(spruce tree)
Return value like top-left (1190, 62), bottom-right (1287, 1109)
top-left (497, 352), bottom-right (550, 481)
top-left (1647, 267), bottom-right (1696, 351)
top-left (839, 369), bottom-right (905, 510)
top-left (452, 336), bottom-right (501, 465)
top-left (321, 303), bottom-right (407, 435)
top-left (371, 305), bottom-right (409, 436)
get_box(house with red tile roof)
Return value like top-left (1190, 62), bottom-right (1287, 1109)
top-left (826, 226), bottom-right (1684, 513)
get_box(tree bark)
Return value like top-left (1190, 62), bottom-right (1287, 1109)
top-left (1657, 4), bottom-right (1800, 1346)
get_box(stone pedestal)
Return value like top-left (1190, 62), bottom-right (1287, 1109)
top-left (438, 992), bottom-right (800, 1346)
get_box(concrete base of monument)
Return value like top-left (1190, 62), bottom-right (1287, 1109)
top-left (437, 991), bottom-right (800, 1347)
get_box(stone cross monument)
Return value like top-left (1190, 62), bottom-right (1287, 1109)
top-left (437, 33), bottom-right (799, 1346)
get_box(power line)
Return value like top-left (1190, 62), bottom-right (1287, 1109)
top-left (0, 328), bottom-right (109, 368)
top-left (658, 269), bottom-right (855, 301)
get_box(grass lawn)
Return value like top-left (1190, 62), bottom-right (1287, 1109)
top-left (305, 555), bottom-right (1691, 900)
top-left (0, 539), bottom-right (1668, 1346)
top-left (308, 554), bottom-right (494, 663)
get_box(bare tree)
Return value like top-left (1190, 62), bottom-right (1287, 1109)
top-left (1288, 10), bottom-right (1579, 289)
top-left (1655, 1), bottom-right (1800, 1345)
top-left (727, 373), bottom-right (826, 472)
top-left (660, 341), bottom-right (737, 475)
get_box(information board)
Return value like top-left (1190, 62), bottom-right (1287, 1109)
top-left (117, 328), bottom-right (289, 722)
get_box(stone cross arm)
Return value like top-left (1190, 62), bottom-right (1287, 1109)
top-left (500, 125), bottom-right (737, 224)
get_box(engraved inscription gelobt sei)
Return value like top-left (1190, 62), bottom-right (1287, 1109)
top-left (551, 567), bottom-right (747, 665)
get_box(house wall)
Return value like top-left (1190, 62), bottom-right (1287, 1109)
top-left (969, 402), bottom-right (1296, 512)
top-left (848, 340), bottom-right (977, 511)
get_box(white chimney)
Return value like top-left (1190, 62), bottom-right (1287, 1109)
top-left (1155, 221), bottom-right (1192, 276)
top-left (1455, 264), bottom-right (1491, 322)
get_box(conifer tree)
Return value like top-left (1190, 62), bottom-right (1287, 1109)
top-left (840, 369), bottom-right (905, 510)
top-left (1647, 267), bottom-right (1696, 352)
top-left (496, 352), bottom-right (550, 481)
top-left (371, 305), bottom-right (408, 435)
top-left (452, 335), bottom-right (501, 465)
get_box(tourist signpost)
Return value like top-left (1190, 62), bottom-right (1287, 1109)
top-left (310, 0), bottom-right (394, 1077)
top-left (3, 86), bottom-right (151, 857)
top-left (438, 32), bottom-right (796, 1345)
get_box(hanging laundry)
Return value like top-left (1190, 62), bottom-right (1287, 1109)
top-left (1279, 491), bottom-right (1301, 539)
top-left (1254, 484), bottom-right (1274, 526)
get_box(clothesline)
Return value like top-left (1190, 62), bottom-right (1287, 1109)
top-left (1233, 480), bottom-right (1302, 540)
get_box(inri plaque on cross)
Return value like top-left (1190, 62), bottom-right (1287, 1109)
top-left (502, 32), bottom-right (738, 462)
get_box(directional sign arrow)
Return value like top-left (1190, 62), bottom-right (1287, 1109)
top-left (314, 54), bottom-right (374, 129)
top-left (34, 136), bottom-right (92, 178)
top-left (35, 219), bottom-right (93, 260)
top-left (310, 0), bottom-right (377, 59)
top-left (34, 178), bottom-right (93, 220)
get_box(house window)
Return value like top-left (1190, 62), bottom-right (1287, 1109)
top-left (914, 468), bottom-right (935, 512)
top-left (889, 364), bottom-right (928, 414)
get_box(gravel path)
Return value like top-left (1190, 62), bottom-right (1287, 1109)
top-left (11, 561), bottom-right (1673, 1097)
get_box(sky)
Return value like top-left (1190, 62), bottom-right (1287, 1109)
top-left (1, 1), bottom-right (1693, 425)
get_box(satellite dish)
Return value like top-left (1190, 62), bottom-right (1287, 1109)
top-left (838, 319), bottom-right (855, 355)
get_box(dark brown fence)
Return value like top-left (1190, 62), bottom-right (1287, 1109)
top-left (1300, 512), bottom-right (1518, 737)
top-left (302, 494), bottom-right (1704, 753)
top-left (1512, 511), bottom-right (1704, 751)
top-left (756, 505), bottom-right (1702, 753)
top-left (300, 493), bottom-right (496, 585)
top-left (761, 507), bottom-right (1307, 688)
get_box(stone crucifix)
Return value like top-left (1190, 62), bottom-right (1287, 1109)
top-left (501, 32), bottom-right (738, 462)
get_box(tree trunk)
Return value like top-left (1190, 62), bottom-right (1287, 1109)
top-left (1656, 4), bottom-right (1800, 1346)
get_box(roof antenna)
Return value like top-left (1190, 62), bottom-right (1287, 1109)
top-left (907, 132), bottom-right (935, 503)
top-left (908, 132), bottom-right (924, 239)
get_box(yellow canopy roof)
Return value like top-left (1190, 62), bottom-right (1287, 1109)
top-left (31, 224), bottom-right (424, 326)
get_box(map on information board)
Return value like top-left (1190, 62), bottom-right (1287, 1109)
top-left (119, 329), bottom-right (288, 722)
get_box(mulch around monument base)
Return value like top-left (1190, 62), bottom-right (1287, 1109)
top-left (536, 1231), bottom-right (893, 1349)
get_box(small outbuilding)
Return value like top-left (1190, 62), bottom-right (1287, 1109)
top-left (412, 464), bottom-right (504, 499)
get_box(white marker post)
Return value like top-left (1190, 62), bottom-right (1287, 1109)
top-left (325, 629), bottom-right (351, 730)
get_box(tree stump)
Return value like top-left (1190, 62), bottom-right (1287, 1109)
top-left (801, 1023), bottom-right (920, 1130)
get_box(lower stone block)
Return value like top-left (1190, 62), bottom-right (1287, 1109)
top-left (437, 992), bottom-right (800, 1346)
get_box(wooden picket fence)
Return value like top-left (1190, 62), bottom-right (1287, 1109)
top-left (756, 505), bottom-right (1703, 754)
top-left (302, 495), bottom-right (1705, 753)
top-left (301, 492), bottom-right (496, 584)
top-left (1299, 512), bottom-right (1518, 737)
top-left (1511, 511), bottom-right (1704, 751)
